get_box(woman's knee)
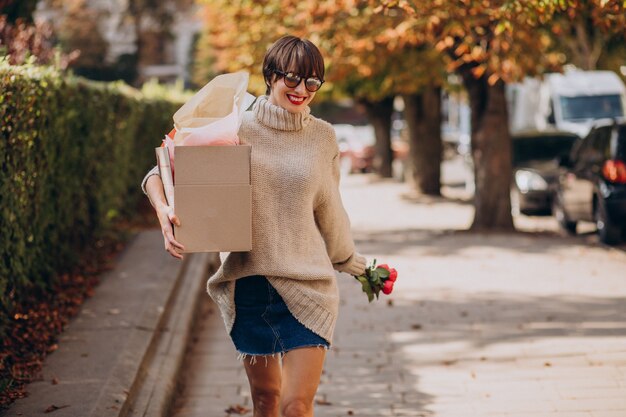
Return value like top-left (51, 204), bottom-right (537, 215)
top-left (251, 387), bottom-right (281, 416)
top-left (281, 397), bottom-right (313, 417)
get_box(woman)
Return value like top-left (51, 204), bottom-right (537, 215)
top-left (142, 35), bottom-right (366, 417)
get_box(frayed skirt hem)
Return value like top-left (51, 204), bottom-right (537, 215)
top-left (236, 344), bottom-right (329, 366)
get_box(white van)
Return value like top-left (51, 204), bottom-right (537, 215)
top-left (508, 69), bottom-right (626, 138)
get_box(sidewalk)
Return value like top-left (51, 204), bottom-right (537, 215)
top-left (171, 174), bottom-right (626, 417)
top-left (2, 231), bottom-right (219, 417)
top-left (329, 175), bottom-right (626, 417)
top-left (4, 170), bottom-right (626, 417)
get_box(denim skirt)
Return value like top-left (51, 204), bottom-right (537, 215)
top-left (230, 275), bottom-right (329, 356)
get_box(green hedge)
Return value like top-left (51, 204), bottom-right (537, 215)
top-left (0, 63), bottom-right (181, 322)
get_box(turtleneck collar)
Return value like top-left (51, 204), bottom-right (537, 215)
top-left (253, 96), bottom-right (311, 131)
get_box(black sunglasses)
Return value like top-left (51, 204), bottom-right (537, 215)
top-left (274, 69), bottom-right (324, 92)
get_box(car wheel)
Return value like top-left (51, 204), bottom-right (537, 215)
top-left (594, 199), bottom-right (621, 245)
top-left (552, 192), bottom-right (577, 234)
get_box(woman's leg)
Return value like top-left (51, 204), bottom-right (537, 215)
top-left (280, 347), bottom-right (327, 417)
top-left (243, 355), bottom-right (282, 417)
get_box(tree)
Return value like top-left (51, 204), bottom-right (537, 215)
top-left (58, 0), bottom-right (108, 72)
top-left (377, 0), bottom-right (569, 230)
top-left (403, 85), bottom-right (442, 195)
top-left (197, 0), bottom-right (447, 186)
top-left (120, 0), bottom-right (194, 84)
top-left (549, 0), bottom-right (626, 71)
top-left (316, 6), bottom-right (446, 184)
top-left (378, 0), bottom-right (626, 229)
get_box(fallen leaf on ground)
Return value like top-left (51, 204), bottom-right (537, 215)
top-left (0, 201), bottom-right (150, 409)
top-left (51, 377), bottom-right (59, 385)
top-left (225, 404), bottom-right (251, 415)
top-left (44, 404), bottom-right (70, 413)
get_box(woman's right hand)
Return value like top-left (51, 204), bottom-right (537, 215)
top-left (156, 204), bottom-right (186, 260)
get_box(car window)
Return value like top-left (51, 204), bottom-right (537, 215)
top-left (512, 135), bottom-right (577, 165)
top-left (559, 95), bottom-right (623, 121)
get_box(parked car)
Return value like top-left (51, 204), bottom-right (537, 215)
top-left (511, 131), bottom-right (579, 215)
top-left (552, 119), bottom-right (626, 244)
top-left (333, 124), bottom-right (376, 173)
top-left (333, 124), bottom-right (408, 177)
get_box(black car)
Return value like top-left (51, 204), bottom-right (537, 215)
top-left (511, 131), bottom-right (579, 215)
top-left (553, 120), bottom-right (626, 244)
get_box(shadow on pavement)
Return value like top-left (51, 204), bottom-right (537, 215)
top-left (354, 228), bottom-right (610, 257)
top-left (384, 293), bottom-right (626, 351)
top-left (334, 290), bottom-right (626, 415)
top-left (400, 191), bottom-right (473, 207)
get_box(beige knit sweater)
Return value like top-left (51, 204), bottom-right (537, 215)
top-left (141, 96), bottom-right (365, 344)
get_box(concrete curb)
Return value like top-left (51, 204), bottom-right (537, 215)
top-left (122, 252), bottom-right (219, 417)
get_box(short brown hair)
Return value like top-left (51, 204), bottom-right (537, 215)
top-left (262, 35), bottom-right (325, 95)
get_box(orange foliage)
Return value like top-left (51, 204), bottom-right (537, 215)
top-left (195, 0), bottom-right (444, 99)
top-left (379, 0), bottom-right (624, 82)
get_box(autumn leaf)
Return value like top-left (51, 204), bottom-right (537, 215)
top-left (225, 404), bottom-right (251, 415)
top-left (44, 404), bottom-right (70, 413)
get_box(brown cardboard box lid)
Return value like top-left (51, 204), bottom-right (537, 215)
top-left (175, 145), bottom-right (251, 185)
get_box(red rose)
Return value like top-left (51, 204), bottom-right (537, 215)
top-left (382, 280), bottom-right (394, 295)
top-left (388, 268), bottom-right (398, 282)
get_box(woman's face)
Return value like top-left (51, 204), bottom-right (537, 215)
top-left (268, 72), bottom-right (316, 113)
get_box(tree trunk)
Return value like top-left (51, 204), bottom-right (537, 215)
top-left (359, 96), bottom-right (394, 178)
top-left (460, 69), bottom-right (514, 231)
top-left (403, 86), bottom-right (442, 195)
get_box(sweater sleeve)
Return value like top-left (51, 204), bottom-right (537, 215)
top-left (140, 165), bottom-right (160, 195)
top-left (314, 149), bottom-right (366, 276)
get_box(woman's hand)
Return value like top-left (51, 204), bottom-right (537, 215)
top-left (144, 174), bottom-right (186, 260)
top-left (156, 204), bottom-right (186, 260)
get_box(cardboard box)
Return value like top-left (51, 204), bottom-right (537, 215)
top-left (174, 145), bottom-right (251, 253)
